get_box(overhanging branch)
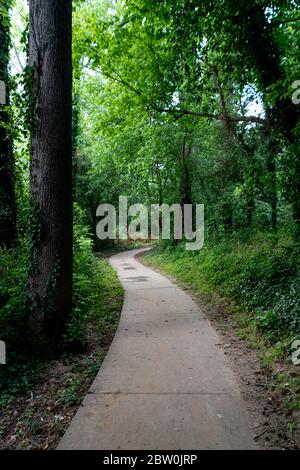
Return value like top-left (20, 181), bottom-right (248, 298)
top-left (100, 68), bottom-right (269, 126)
top-left (155, 107), bottom-right (268, 126)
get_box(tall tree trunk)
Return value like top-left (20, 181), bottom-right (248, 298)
top-left (211, 67), bottom-right (237, 232)
top-left (179, 137), bottom-right (194, 237)
top-left (0, 1), bottom-right (17, 248)
top-left (180, 137), bottom-right (193, 207)
top-left (27, 0), bottom-right (73, 355)
top-left (265, 132), bottom-right (278, 232)
top-left (246, 190), bottom-right (254, 228)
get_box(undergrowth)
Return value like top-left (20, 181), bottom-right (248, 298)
top-left (0, 204), bottom-right (123, 406)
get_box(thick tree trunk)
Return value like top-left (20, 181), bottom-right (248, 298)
top-left (27, 0), bottom-right (73, 355)
top-left (0, 1), bottom-right (17, 248)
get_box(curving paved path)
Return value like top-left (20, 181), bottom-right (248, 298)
top-left (58, 248), bottom-right (255, 450)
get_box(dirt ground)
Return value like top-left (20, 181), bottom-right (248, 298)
top-left (0, 312), bottom-right (121, 450)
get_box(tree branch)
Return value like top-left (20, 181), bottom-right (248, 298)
top-left (12, 41), bottom-right (24, 72)
top-left (155, 107), bottom-right (268, 125)
top-left (101, 68), bottom-right (143, 97)
top-left (272, 16), bottom-right (300, 27)
top-left (100, 68), bottom-right (268, 126)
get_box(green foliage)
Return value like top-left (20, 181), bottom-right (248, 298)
top-left (2, 0), bottom-right (300, 422)
top-left (63, 203), bottom-right (123, 350)
top-left (0, 206), bottom-right (123, 403)
top-left (27, 199), bottom-right (43, 276)
top-left (58, 376), bottom-right (82, 407)
top-left (72, 0), bottom-right (300, 239)
top-left (145, 233), bottom-right (300, 341)
top-left (0, 244), bottom-right (27, 348)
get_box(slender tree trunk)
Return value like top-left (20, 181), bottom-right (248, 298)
top-left (154, 165), bottom-right (163, 230)
top-left (266, 144), bottom-right (277, 232)
top-left (0, 1), bottom-right (17, 247)
top-left (246, 191), bottom-right (254, 228)
top-left (180, 137), bottom-right (193, 207)
top-left (179, 137), bottom-right (194, 238)
top-left (222, 203), bottom-right (233, 234)
top-left (27, 0), bottom-right (73, 355)
top-left (212, 65), bottom-right (234, 144)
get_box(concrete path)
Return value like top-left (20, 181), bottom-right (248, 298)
top-left (58, 248), bottom-right (255, 450)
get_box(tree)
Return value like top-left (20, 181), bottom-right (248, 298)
top-left (204, 0), bottom-right (300, 232)
top-left (0, 0), bottom-right (17, 247)
top-left (27, 0), bottom-right (73, 355)
top-left (72, 0), bottom-right (300, 238)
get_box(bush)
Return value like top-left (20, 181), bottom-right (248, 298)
top-left (0, 245), bottom-right (27, 349)
top-left (63, 204), bottom-right (97, 350)
top-left (0, 203), bottom-right (123, 401)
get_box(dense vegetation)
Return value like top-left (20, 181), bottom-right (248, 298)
top-left (0, 0), bottom-right (300, 417)
top-left (145, 234), bottom-right (300, 341)
top-left (72, 0), bottom-right (300, 342)
top-left (0, 0), bottom-right (123, 404)
top-left (0, 206), bottom-right (123, 402)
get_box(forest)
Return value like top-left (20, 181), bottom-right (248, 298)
top-left (0, 0), bottom-right (300, 452)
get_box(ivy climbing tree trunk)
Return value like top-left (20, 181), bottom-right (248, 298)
top-left (27, 0), bottom-right (73, 355)
top-left (0, 1), bottom-right (17, 248)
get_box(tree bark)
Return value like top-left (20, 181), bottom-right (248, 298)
top-left (27, 0), bottom-right (73, 355)
top-left (0, 1), bottom-right (17, 248)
